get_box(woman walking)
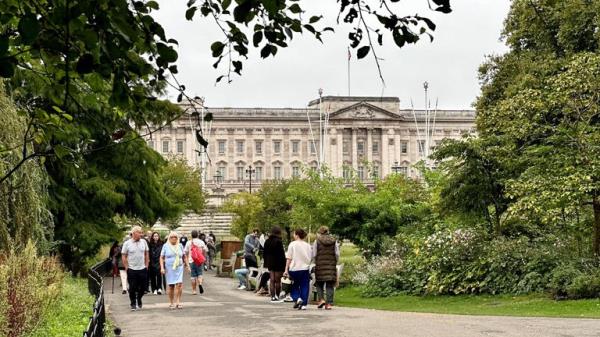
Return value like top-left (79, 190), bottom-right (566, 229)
top-left (160, 231), bottom-right (189, 309)
top-left (263, 226), bottom-right (286, 302)
top-left (283, 228), bottom-right (312, 310)
top-left (148, 232), bottom-right (164, 295)
top-left (313, 226), bottom-right (339, 310)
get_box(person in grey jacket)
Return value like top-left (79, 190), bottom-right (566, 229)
top-left (243, 228), bottom-right (260, 268)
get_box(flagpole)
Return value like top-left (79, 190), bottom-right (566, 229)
top-left (347, 47), bottom-right (351, 96)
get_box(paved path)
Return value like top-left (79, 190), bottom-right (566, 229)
top-left (105, 271), bottom-right (600, 337)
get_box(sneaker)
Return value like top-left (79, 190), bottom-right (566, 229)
top-left (293, 298), bottom-right (303, 309)
top-left (137, 304), bottom-right (142, 310)
top-left (130, 305), bottom-right (136, 311)
top-left (270, 296), bottom-right (279, 302)
top-left (157, 289), bottom-right (162, 295)
top-left (325, 304), bottom-right (333, 310)
top-left (122, 290), bottom-right (127, 295)
top-left (237, 285), bottom-right (246, 290)
top-left (198, 284), bottom-right (204, 294)
top-left (153, 290), bottom-right (157, 295)
top-left (283, 295), bottom-right (293, 302)
top-left (300, 305), bottom-right (307, 310)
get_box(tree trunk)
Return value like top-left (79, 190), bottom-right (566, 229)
top-left (593, 197), bottom-right (600, 257)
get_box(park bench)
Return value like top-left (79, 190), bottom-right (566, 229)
top-left (216, 252), bottom-right (237, 277)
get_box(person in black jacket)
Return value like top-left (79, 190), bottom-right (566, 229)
top-left (263, 226), bottom-right (286, 302)
top-left (148, 232), bottom-right (164, 295)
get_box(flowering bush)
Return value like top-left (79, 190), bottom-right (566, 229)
top-left (357, 227), bottom-right (577, 297)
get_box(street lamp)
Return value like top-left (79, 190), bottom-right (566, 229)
top-left (245, 165), bottom-right (255, 194)
top-left (391, 161), bottom-right (401, 174)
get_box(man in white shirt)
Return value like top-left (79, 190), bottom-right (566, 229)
top-left (121, 226), bottom-right (149, 311)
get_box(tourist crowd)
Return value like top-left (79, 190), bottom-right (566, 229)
top-left (110, 225), bottom-right (339, 312)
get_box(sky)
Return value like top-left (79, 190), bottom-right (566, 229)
top-left (153, 1), bottom-right (512, 110)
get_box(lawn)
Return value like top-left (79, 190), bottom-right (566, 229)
top-left (336, 243), bottom-right (600, 318)
top-left (336, 287), bottom-right (600, 318)
top-left (27, 277), bottom-right (95, 337)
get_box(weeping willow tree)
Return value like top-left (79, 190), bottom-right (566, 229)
top-left (0, 85), bottom-right (52, 252)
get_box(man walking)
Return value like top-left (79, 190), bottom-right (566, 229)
top-left (122, 226), bottom-right (149, 311)
top-left (184, 230), bottom-right (208, 294)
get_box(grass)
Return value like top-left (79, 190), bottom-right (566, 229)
top-left (336, 287), bottom-right (600, 318)
top-left (27, 277), bottom-right (95, 337)
top-left (336, 242), bottom-right (600, 318)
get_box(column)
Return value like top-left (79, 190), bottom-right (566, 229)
top-left (351, 128), bottom-right (358, 170)
top-left (336, 129), bottom-right (343, 177)
top-left (366, 128), bottom-right (373, 164)
top-left (381, 129), bottom-right (389, 177)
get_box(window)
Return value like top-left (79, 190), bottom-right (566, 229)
top-left (400, 166), bottom-right (408, 175)
top-left (236, 166), bottom-right (244, 181)
top-left (255, 140), bottom-right (263, 155)
top-left (176, 140), bottom-right (184, 154)
top-left (418, 140), bottom-right (426, 155)
top-left (292, 166), bottom-right (300, 177)
top-left (372, 166), bottom-right (379, 179)
top-left (388, 138), bottom-right (394, 146)
top-left (236, 140), bottom-right (244, 154)
top-left (401, 141), bottom-right (408, 154)
top-left (343, 166), bottom-right (351, 180)
top-left (273, 140), bottom-right (281, 154)
top-left (357, 166), bottom-right (364, 180)
top-left (218, 140), bottom-right (226, 154)
top-left (292, 140), bottom-right (300, 154)
top-left (147, 140), bottom-right (154, 150)
top-left (357, 141), bottom-right (364, 155)
top-left (310, 140), bottom-right (318, 155)
top-left (273, 166), bottom-right (282, 179)
top-left (162, 140), bottom-right (170, 153)
top-left (372, 141), bottom-right (379, 153)
top-left (217, 166), bottom-right (226, 180)
top-left (255, 166), bottom-right (263, 181)
top-left (343, 141), bottom-right (349, 154)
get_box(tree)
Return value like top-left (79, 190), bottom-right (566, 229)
top-left (220, 192), bottom-right (264, 239)
top-left (456, 0), bottom-right (600, 255)
top-left (159, 157), bottom-right (207, 227)
top-left (257, 179), bottom-right (292, 237)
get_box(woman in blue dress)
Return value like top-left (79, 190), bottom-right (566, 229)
top-left (160, 231), bottom-right (189, 309)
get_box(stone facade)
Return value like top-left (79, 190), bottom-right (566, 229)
top-left (145, 96), bottom-right (475, 204)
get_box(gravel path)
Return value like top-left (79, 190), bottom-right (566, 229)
top-left (105, 271), bottom-right (600, 337)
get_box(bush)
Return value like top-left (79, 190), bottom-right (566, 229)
top-left (548, 262), bottom-right (600, 300)
top-left (0, 242), bottom-right (63, 337)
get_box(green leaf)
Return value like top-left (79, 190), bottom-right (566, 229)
top-left (309, 16), bottom-right (322, 24)
top-left (0, 35), bottom-right (8, 56)
top-left (211, 41), bottom-right (225, 57)
top-left (357, 45), bottom-right (370, 59)
top-left (0, 60), bottom-right (15, 78)
top-left (289, 4), bottom-right (302, 14)
top-left (221, 0), bottom-right (232, 10)
top-left (186, 7), bottom-right (197, 20)
top-left (18, 14), bottom-right (40, 45)
top-left (203, 112), bottom-right (213, 122)
top-left (156, 43), bottom-right (178, 63)
top-left (146, 1), bottom-right (159, 10)
top-left (54, 145), bottom-right (71, 159)
top-left (253, 31), bottom-right (263, 47)
top-left (76, 54), bottom-right (95, 74)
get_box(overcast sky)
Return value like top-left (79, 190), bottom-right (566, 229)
top-left (153, 1), bottom-right (511, 110)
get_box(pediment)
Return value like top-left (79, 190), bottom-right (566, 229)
top-left (328, 102), bottom-right (401, 120)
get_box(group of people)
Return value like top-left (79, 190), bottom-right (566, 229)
top-left (235, 225), bottom-right (339, 310)
top-left (110, 227), bottom-right (217, 311)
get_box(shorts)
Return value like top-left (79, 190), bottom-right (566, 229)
top-left (190, 262), bottom-right (204, 278)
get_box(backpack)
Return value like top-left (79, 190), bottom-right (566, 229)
top-left (191, 242), bottom-right (206, 266)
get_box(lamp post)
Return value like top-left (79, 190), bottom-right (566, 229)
top-left (391, 161), bottom-right (401, 174)
top-left (245, 165), bottom-right (255, 194)
top-left (213, 172), bottom-right (223, 206)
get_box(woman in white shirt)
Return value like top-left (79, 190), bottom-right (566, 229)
top-left (283, 228), bottom-right (312, 310)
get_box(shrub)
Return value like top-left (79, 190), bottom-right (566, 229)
top-left (0, 242), bottom-right (63, 337)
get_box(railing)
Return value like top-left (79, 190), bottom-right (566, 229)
top-left (84, 259), bottom-right (111, 337)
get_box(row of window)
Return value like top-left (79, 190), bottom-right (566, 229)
top-left (217, 139), bottom-right (439, 156)
top-left (218, 140), bottom-right (320, 156)
top-left (148, 140), bottom-right (186, 154)
top-left (215, 165), bottom-right (390, 181)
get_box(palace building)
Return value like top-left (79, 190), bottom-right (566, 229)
top-left (145, 96), bottom-right (476, 205)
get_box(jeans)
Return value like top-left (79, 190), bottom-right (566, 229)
top-left (289, 269), bottom-right (310, 306)
top-left (235, 268), bottom-right (248, 286)
top-left (127, 268), bottom-right (147, 307)
top-left (148, 266), bottom-right (162, 292)
top-left (315, 280), bottom-right (335, 304)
